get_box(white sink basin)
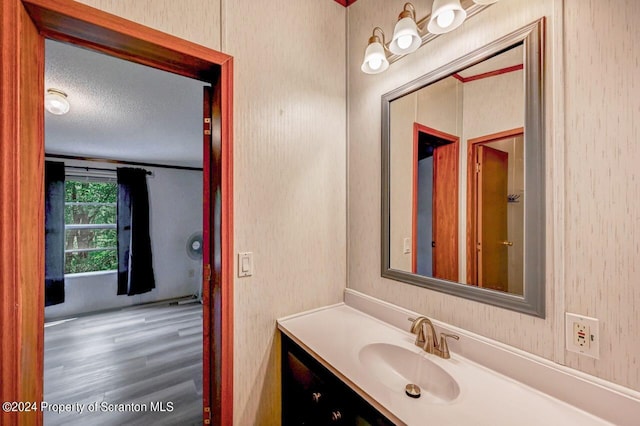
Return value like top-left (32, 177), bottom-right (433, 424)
top-left (358, 343), bottom-right (460, 404)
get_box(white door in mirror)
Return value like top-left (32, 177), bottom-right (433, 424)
top-left (565, 313), bottom-right (599, 358)
top-left (238, 252), bottom-right (253, 277)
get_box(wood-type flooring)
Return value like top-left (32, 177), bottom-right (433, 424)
top-left (43, 301), bottom-right (203, 425)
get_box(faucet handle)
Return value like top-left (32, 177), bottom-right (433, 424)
top-left (438, 333), bottom-right (459, 359)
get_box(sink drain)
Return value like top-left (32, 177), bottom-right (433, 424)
top-left (405, 383), bottom-right (421, 399)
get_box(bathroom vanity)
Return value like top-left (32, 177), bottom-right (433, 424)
top-left (282, 334), bottom-right (394, 425)
top-left (278, 291), bottom-right (640, 425)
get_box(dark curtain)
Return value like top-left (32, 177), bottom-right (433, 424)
top-left (45, 161), bottom-right (65, 306)
top-left (117, 167), bottom-right (156, 295)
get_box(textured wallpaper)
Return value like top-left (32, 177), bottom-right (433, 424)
top-left (224, 0), bottom-right (346, 423)
top-left (77, 0), bottom-right (221, 50)
top-left (73, 1), bottom-right (347, 424)
top-left (348, 0), bottom-right (640, 392)
top-left (562, 0), bottom-right (640, 389)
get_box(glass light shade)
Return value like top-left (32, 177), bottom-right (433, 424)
top-left (361, 40), bottom-right (389, 74)
top-left (389, 17), bottom-right (421, 55)
top-left (437, 10), bottom-right (455, 28)
top-left (427, 0), bottom-right (467, 34)
top-left (45, 89), bottom-right (70, 115)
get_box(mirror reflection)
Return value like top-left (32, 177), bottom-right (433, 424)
top-left (389, 43), bottom-right (525, 295)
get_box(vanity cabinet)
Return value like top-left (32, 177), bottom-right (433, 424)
top-left (281, 334), bottom-right (394, 426)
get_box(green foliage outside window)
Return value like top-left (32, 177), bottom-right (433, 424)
top-left (64, 180), bottom-right (118, 274)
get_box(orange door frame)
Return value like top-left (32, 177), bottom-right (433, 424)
top-left (411, 122), bottom-right (459, 279)
top-left (0, 0), bottom-right (234, 424)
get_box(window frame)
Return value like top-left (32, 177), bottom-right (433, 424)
top-left (63, 172), bottom-right (118, 276)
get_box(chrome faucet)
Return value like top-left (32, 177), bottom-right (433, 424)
top-left (409, 316), bottom-right (460, 359)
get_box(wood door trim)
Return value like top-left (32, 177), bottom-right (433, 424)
top-left (452, 64), bottom-right (523, 83)
top-left (0, 3), bottom-right (45, 421)
top-left (466, 127), bottom-right (523, 286)
top-left (22, 0), bottom-right (228, 81)
top-left (412, 123), bottom-right (458, 276)
top-left (1, 1), bottom-right (234, 424)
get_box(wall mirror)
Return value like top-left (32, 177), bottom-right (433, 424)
top-left (381, 19), bottom-right (545, 317)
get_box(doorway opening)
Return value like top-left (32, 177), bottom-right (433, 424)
top-left (1, 1), bottom-right (233, 424)
top-left (412, 123), bottom-right (459, 281)
top-left (466, 128), bottom-right (524, 294)
top-left (43, 38), bottom-right (208, 424)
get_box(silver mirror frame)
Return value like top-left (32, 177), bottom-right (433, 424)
top-left (381, 19), bottom-right (545, 317)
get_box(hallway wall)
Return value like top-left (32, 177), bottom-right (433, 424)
top-left (77, 1), bottom-right (347, 423)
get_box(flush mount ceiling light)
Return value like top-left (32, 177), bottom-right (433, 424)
top-left (389, 3), bottom-right (422, 55)
top-left (361, 1), bottom-right (498, 74)
top-left (361, 27), bottom-right (390, 74)
top-left (44, 88), bottom-right (70, 115)
top-left (427, 0), bottom-right (467, 34)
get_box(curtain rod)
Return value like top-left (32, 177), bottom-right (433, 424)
top-left (46, 153), bottom-right (203, 172)
top-left (64, 165), bottom-right (152, 176)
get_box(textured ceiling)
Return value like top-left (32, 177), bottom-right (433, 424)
top-left (45, 39), bottom-right (208, 168)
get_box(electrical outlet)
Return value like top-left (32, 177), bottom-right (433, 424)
top-left (573, 322), bottom-right (589, 348)
top-left (566, 313), bottom-right (599, 359)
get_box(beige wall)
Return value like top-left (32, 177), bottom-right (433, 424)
top-left (462, 69), bottom-right (524, 141)
top-left (224, 1), bottom-right (346, 423)
top-left (77, 0), bottom-right (222, 50)
top-left (389, 93), bottom-right (416, 271)
top-left (562, 0), bottom-right (640, 388)
top-left (348, 0), bottom-right (640, 392)
top-left (76, 1), bottom-right (347, 424)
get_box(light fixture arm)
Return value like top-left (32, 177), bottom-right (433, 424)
top-left (400, 3), bottom-right (425, 32)
top-left (370, 27), bottom-right (392, 55)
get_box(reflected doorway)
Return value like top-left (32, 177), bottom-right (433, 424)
top-left (412, 123), bottom-right (459, 282)
top-left (467, 128), bottom-right (524, 294)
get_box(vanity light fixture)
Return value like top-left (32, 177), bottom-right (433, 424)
top-left (361, 27), bottom-right (390, 74)
top-left (389, 3), bottom-right (422, 55)
top-left (427, 0), bottom-right (467, 34)
top-left (361, 1), bottom-right (498, 74)
top-left (44, 88), bottom-right (70, 115)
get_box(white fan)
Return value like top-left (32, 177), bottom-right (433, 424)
top-left (182, 231), bottom-right (203, 304)
top-left (186, 231), bottom-right (203, 261)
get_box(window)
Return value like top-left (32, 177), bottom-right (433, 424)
top-left (64, 178), bottom-right (117, 274)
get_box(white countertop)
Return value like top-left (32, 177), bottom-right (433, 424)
top-left (278, 303), bottom-right (610, 426)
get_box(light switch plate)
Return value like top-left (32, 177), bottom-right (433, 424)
top-left (403, 237), bottom-right (411, 254)
top-left (566, 313), bottom-right (599, 359)
top-left (238, 252), bottom-right (253, 277)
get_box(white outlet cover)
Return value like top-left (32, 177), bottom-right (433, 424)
top-left (565, 313), bottom-right (599, 359)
